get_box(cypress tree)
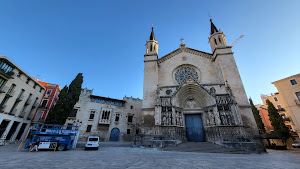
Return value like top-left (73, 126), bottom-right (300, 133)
top-left (249, 98), bottom-right (266, 134)
top-left (46, 73), bottom-right (83, 125)
top-left (266, 99), bottom-right (290, 140)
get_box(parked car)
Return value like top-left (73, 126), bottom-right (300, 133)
top-left (85, 136), bottom-right (100, 150)
top-left (292, 140), bottom-right (300, 148)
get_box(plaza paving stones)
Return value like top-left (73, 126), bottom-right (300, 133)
top-left (0, 144), bottom-right (300, 169)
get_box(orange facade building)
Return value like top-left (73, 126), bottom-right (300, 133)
top-left (32, 80), bottom-right (61, 123)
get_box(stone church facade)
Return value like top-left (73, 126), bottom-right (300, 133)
top-left (141, 20), bottom-right (264, 152)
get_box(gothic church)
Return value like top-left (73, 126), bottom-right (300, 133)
top-left (141, 20), bottom-right (264, 152)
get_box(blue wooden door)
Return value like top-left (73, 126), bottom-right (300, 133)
top-left (109, 128), bottom-right (120, 141)
top-left (185, 114), bottom-right (205, 142)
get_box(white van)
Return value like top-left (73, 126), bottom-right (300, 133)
top-left (85, 136), bottom-right (100, 150)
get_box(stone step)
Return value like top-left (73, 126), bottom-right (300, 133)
top-left (162, 142), bottom-right (249, 154)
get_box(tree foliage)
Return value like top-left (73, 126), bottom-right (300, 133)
top-left (46, 73), bottom-right (83, 125)
top-left (249, 98), bottom-right (266, 134)
top-left (266, 99), bottom-right (290, 139)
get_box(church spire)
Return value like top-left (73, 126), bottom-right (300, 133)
top-left (149, 27), bottom-right (155, 40)
top-left (210, 19), bottom-right (219, 35)
top-left (208, 19), bottom-right (227, 53)
top-left (145, 27), bottom-right (158, 55)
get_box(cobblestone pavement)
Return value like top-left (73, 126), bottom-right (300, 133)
top-left (0, 144), bottom-right (300, 169)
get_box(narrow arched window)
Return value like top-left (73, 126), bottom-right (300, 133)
top-left (219, 36), bottom-right (222, 44)
top-left (214, 38), bottom-right (217, 46)
top-left (150, 44), bottom-right (152, 52)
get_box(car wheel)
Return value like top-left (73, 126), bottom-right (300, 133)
top-left (58, 144), bottom-right (65, 151)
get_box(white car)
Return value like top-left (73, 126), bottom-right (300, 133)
top-left (292, 141), bottom-right (300, 148)
top-left (85, 136), bottom-right (100, 150)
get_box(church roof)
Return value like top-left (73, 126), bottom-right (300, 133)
top-left (149, 27), bottom-right (155, 40)
top-left (157, 47), bottom-right (213, 64)
top-left (210, 19), bottom-right (219, 35)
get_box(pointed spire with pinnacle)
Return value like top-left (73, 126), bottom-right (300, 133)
top-left (149, 27), bottom-right (155, 40)
top-left (210, 19), bottom-right (219, 35)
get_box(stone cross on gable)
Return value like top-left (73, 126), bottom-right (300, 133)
top-left (180, 38), bottom-right (184, 44)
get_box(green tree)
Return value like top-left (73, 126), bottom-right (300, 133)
top-left (266, 99), bottom-right (290, 140)
top-left (249, 98), bottom-right (266, 134)
top-left (46, 73), bottom-right (83, 125)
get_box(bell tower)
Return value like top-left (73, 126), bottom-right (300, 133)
top-left (210, 19), bottom-right (259, 137)
top-left (145, 27), bottom-right (159, 54)
top-left (208, 19), bottom-right (227, 53)
top-left (142, 27), bottom-right (159, 110)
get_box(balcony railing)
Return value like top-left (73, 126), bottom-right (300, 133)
top-left (278, 108), bottom-right (285, 112)
top-left (284, 117), bottom-right (291, 122)
top-left (16, 95), bottom-right (24, 102)
top-left (25, 99), bottom-right (32, 105)
top-left (8, 109), bottom-right (18, 115)
top-left (99, 119), bottom-right (110, 124)
top-left (0, 69), bottom-right (14, 79)
top-left (0, 105), bottom-right (6, 113)
top-left (44, 94), bottom-right (51, 98)
top-left (27, 113), bottom-right (34, 120)
top-left (295, 100), bottom-right (300, 106)
top-left (0, 86), bottom-right (15, 97)
top-left (38, 105), bottom-right (48, 109)
top-left (18, 111), bottom-right (26, 118)
top-left (0, 86), bottom-right (6, 93)
top-left (6, 89), bottom-right (15, 97)
top-left (32, 102), bottom-right (38, 108)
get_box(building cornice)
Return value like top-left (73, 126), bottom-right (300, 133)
top-left (0, 55), bottom-right (46, 90)
top-left (157, 47), bottom-right (213, 64)
top-left (272, 73), bottom-right (300, 84)
top-left (212, 52), bottom-right (234, 62)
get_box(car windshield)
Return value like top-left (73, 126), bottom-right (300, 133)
top-left (89, 138), bottom-right (98, 141)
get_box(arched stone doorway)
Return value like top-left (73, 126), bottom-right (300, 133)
top-left (175, 78), bottom-right (216, 142)
top-left (109, 128), bottom-right (120, 141)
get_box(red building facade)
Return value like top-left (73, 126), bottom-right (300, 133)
top-left (32, 80), bottom-right (61, 123)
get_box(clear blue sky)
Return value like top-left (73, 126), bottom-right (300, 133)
top-left (0, 0), bottom-right (299, 105)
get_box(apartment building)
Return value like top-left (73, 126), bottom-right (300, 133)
top-left (272, 74), bottom-right (300, 138)
top-left (0, 55), bottom-right (45, 143)
top-left (32, 80), bottom-right (61, 123)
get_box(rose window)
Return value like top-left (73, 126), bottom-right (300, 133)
top-left (174, 66), bottom-right (199, 85)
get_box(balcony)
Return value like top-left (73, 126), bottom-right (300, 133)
top-left (44, 94), bottom-right (51, 98)
top-left (0, 86), bottom-right (15, 97)
top-left (284, 117), bottom-right (291, 122)
top-left (278, 108), bottom-right (285, 112)
top-left (32, 102), bottom-right (38, 108)
top-left (0, 86), bottom-right (6, 93)
top-left (24, 99), bottom-right (32, 106)
top-left (295, 100), bottom-right (300, 106)
top-left (6, 89), bottom-right (15, 97)
top-left (27, 113), bottom-right (34, 120)
top-left (0, 69), bottom-right (14, 79)
top-left (8, 109), bottom-right (18, 115)
top-left (0, 105), bottom-right (6, 113)
top-left (99, 119), bottom-right (110, 125)
top-left (38, 105), bottom-right (48, 110)
top-left (18, 111), bottom-right (26, 118)
top-left (16, 95), bottom-right (24, 102)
